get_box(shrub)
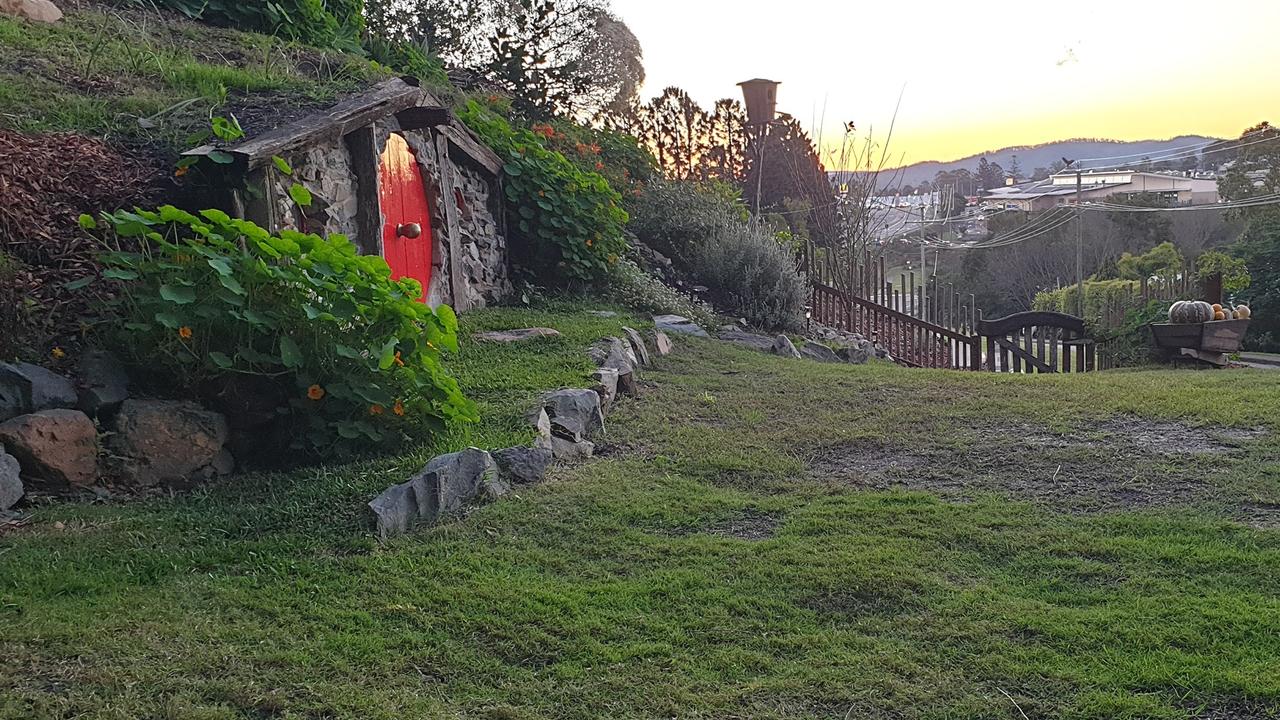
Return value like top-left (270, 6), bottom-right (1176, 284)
top-left (458, 101), bottom-right (628, 284)
top-left (1094, 299), bottom-right (1167, 367)
top-left (1195, 250), bottom-right (1251, 294)
top-left (627, 180), bottom-right (748, 268)
top-left (604, 259), bottom-right (716, 329)
top-left (694, 220), bottom-right (806, 331)
top-left (85, 207), bottom-right (475, 459)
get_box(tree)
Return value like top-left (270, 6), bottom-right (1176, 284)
top-left (976, 157), bottom-right (1005, 190)
top-left (365, 0), bottom-right (643, 120)
top-left (1115, 242), bottom-right (1183, 280)
top-left (1008, 154), bottom-right (1022, 181)
top-left (624, 89), bottom-right (746, 184)
top-left (744, 115), bottom-right (836, 244)
top-left (1233, 215), bottom-right (1280, 350)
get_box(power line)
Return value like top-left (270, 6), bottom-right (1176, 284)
top-left (1072, 125), bottom-right (1276, 165)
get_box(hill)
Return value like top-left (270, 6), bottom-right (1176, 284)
top-left (865, 136), bottom-right (1220, 188)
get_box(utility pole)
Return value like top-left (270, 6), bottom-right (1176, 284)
top-left (1075, 169), bottom-right (1084, 317)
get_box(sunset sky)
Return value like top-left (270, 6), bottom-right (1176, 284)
top-left (610, 0), bottom-right (1280, 169)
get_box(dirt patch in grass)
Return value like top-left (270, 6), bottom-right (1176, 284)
top-left (804, 416), bottom-right (1270, 513)
top-left (1098, 417), bottom-right (1268, 455)
top-left (666, 509), bottom-right (783, 541)
top-left (1237, 502), bottom-right (1280, 531)
top-left (1182, 699), bottom-right (1280, 720)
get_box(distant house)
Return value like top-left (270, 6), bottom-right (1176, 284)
top-left (184, 77), bottom-right (509, 313)
top-left (981, 169), bottom-right (1219, 211)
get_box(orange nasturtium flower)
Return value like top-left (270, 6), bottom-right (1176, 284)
top-left (307, 384), bottom-right (325, 401)
top-left (369, 404), bottom-right (385, 416)
top-left (50, 347), bottom-right (66, 360)
top-left (174, 166), bottom-right (188, 178)
top-left (585, 237), bottom-right (593, 248)
top-left (594, 161), bottom-right (605, 171)
top-left (178, 326), bottom-right (193, 340)
top-left (392, 399), bottom-right (405, 417)
top-left (393, 351), bottom-right (404, 367)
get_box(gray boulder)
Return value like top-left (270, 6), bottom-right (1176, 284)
top-left (0, 445), bottom-right (22, 510)
top-left (718, 327), bottom-right (775, 352)
top-left (838, 345), bottom-right (871, 365)
top-left (473, 327), bottom-right (561, 343)
top-left (368, 481), bottom-right (418, 540)
top-left (799, 342), bottom-right (840, 363)
top-left (76, 351), bottom-right (130, 418)
top-left (420, 447), bottom-right (506, 516)
top-left (109, 400), bottom-right (228, 486)
top-left (0, 409), bottom-right (97, 487)
top-left (591, 367), bottom-right (619, 412)
top-left (589, 337), bottom-right (638, 396)
top-left (493, 446), bottom-right (553, 485)
top-left (653, 314), bottom-right (709, 338)
top-left (369, 447), bottom-right (507, 539)
top-left (621, 326), bottom-right (652, 367)
top-left (772, 335), bottom-right (802, 359)
top-left (541, 389), bottom-right (605, 442)
top-left (0, 362), bottom-right (76, 421)
top-left (551, 436), bottom-right (595, 462)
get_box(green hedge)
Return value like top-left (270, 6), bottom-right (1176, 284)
top-left (1034, 279), bottom-right (1143, 322)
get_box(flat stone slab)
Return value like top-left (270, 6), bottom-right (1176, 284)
top-left (653, 315), bottom-right (709, 337)
top-left (717, 327), bottom-right (775, 352)
top-left (474, 328), bottom-right (561, 343)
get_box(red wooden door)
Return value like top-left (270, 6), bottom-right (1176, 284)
top-left (378, 132), bottom-right (433, 302)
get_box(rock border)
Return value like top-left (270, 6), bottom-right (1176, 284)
top-left (368, 316), bottom-right (678, 540)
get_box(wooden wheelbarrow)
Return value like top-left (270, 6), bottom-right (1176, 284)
top-left (1149, 319), bottom-right (1251, 367)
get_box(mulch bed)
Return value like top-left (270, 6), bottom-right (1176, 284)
top-left (0, 129), bottom-right (168, 357)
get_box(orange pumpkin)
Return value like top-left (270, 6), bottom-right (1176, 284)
top-left (1213, 310), bottom-right (1227, 321)
top-left (1212, 303), bottom-right (1223, 313)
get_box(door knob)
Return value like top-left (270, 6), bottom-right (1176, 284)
top-left (396, 222), bottom-right (422, 239)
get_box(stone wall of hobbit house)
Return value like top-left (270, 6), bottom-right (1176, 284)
top-left (261, 119), bottom-right (510, 311)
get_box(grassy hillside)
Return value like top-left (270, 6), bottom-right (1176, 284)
top-left (1, 301), bottom-right (1277, 719)
top-left (0, 3), bottom-right (386, 150)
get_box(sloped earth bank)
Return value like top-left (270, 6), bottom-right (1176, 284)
top-left (1, 308), bottom-right (1278, 720)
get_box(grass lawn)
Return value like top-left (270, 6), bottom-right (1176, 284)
top-left (1, 302), bottom-right (1278, 719)
top-left (0, 5), bottom-right (384, 149)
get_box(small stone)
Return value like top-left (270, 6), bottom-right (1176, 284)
top-left (591, 367), bottom-right (619, 412)
top-left (799, 342), bottom-right (840, 363)
top-left (530, 407), bottom-right (553, 451)
top-left (621, 326), bottom-right (652, 366)
top-left (651, 330), bottom-right (674, 356)
top-left (551, 436), bottom-right (595, 462)
top-left (586, 310), bottom-right (617, 317)
top-left (0, 446), bottom-right (22, 510)
top-left (473, 327), bottom-right (561, 343)
top-left (653, 314), bottom-right (709, 338)
top-left (541, 389), bottom-right (605, 442)
top-left (0, 0), bottom-right (63, 22)
top-left (493, 446), bottom-right (553, 485)
top-left (0, 409), bottom-right (97, 487)
top-left (772, 335), bottom-right (802, 359)
top-left (0, 362), bottom-right (77, 419)
top-left (76, 350), bottom-right (130, 418)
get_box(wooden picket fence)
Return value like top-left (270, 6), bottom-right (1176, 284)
top-left (807, 247), bottom-right (1107, 373)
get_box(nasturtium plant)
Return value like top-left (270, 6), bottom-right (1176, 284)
top-left (89, 206), bottom-right (476, 458)
top-left (458, 101), bottom-right (628, 284)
